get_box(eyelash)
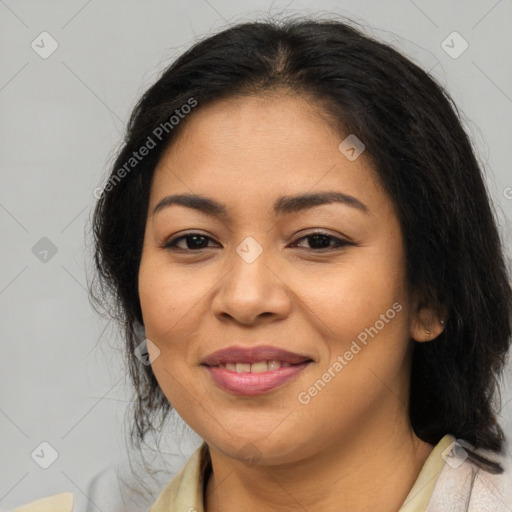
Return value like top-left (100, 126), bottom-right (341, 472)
top-left (161, 231), bottom-right (352, 252)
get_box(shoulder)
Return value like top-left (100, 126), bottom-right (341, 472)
top-left (468, 451), bottom-right (512, 511)
top-left (427, 439), bottom-right (512, 511)
top-left (11, 492), bottom-right (74, 512)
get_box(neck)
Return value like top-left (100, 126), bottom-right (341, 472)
top-left (204, 419), bottom-right (434, 512)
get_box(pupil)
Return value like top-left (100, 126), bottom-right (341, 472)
top-left (188, 235), bottom-right (207, 249)
top-left (309, 234), bottom-right (330, 249)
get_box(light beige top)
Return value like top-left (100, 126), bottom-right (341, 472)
top-left (13, 434), bottom-right (456, 512)
top-left (12, 492), bottom-right (74, 512)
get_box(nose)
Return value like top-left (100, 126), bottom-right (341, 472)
top-left (211, 238), bottom-right (292, 326)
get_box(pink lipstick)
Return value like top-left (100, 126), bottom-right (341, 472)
top-left (201, 345), bottom-right (313, 396)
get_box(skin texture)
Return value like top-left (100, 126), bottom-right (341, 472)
top-left (138, 92), bottom-right (445, 512)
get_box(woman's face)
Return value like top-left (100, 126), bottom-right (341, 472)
top-left (138, 92), bottom-right (431, 465)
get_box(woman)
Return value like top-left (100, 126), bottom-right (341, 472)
top-left (15, 16), bottom-right (512, 512)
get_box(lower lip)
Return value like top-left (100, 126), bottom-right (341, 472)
top-left (204, 362), bottom-right (311, 396)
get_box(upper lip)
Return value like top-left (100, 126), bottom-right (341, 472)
top-left (201, 345), bottom-right (313, 366)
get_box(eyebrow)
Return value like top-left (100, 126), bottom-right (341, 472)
top-left (152, 191), bottom-right (370, 218)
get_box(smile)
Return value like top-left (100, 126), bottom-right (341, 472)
top-left (204, 361), bottom-right (312, 395)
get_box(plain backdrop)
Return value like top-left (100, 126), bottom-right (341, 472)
top-left (1, 0), bottom-right (512, 509)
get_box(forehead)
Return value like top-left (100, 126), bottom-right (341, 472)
top-left (150, 93), bottom-right (389, 216)
top-left (163, 92), bottom-right (345, 163)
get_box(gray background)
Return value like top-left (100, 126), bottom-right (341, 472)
top-left (1, 0), bottom-right (511, 509)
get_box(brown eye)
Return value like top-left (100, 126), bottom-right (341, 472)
top-left (162, 233), bottom-right (218, 250)
top-left (293, 232), bottom-right (352, 251)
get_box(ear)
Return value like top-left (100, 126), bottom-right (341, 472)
top-left (410, 297), bottom-right (447, 343)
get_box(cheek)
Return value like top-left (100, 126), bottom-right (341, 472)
top-left (138, 257), bottom-right (202, 338)
top-left (294, 247), bottom-right (406, 340)
top-left (294, 307), bottom-right (411, 449)
top-left (299, 242), bottom-right (411, 389)
top-left (137, 261), bottom-right (196, 410)
top-left (138, 257), bottom-right (212, 398)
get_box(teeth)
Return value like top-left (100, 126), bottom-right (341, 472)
top-left (251, 361), bottom-right (269, 373)
top-left (216, 360), bottom-right (290, 372)
top-left (236, 363), bottom-right (251, 373)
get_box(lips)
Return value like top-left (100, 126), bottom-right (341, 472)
top-left (201, 345), bottom-right (313, 396)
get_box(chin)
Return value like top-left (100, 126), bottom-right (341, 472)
top-left (206, 431), bottom-right (312, 467)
